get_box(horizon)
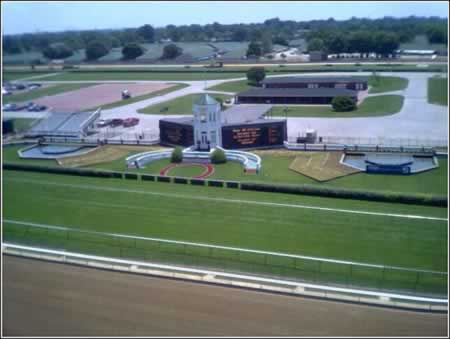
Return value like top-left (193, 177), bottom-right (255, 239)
top-left (2, 1), bottom-right (448, 36)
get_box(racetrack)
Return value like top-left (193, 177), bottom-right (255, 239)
top-left (3, 255), bottom-right (447, 336)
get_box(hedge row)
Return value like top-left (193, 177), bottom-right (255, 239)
top-left (3, 163), bottom-right (117, 178)
top-left (240, 182), bottom-right (447, 207)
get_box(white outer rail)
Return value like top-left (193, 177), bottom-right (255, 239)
top-left (2, 243), bottom-right (447, 312)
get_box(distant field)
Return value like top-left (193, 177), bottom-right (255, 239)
top-left (270, 95), bottom-right (404, 118)
top-left (3, 71), bottom-right (57, 81)
top-left (428, 76), bottom-right (448, 106)
top-left (137, 93), bottom-right (233, 115)
top-left (3, 83), bottom-right (97, 104)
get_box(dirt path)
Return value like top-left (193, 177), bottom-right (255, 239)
top-left (3, 255), bottom-right (446, 337)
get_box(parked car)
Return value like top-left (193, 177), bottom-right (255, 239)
top-left (110, 118), bottom-right (124, 127)
top-left (14, 103), bottom-right (28, 111)
top-left (15, 84), bottom-right (26, 90)
top-left (123, 117), bottom-right (139, 127)
top-left (32, 105), bottom-right (47, 111)
top-left (27, 83), bottom-right (42, 90)
top-left (96, 119), bottom-right (112, 128)
top-left (3, 103), bottom-right (15, 111)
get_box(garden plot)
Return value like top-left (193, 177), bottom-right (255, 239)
top-left (289, 152), bottom-right (361, 182)
top-left (32, 83), bottom-right (175, 111)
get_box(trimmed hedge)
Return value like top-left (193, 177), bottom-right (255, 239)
top-left (174, 177), bottom-right (188, 184)
top-left (157, 176), bottom-right (171, 183)
top-left (240, 182), bottom-right (447, 207)
top-left (3, 163), bottom-right (115, 178)
top-left (141, 174), bottom-right (155, 181)
top-left (124, 173), bottom-right (138, 180)
top-left (226, 181), bottom-right (240, 189)
top-left (208, 180), bottom-right (224, 187)
top-left (190, 179), bottom-right (205, 186)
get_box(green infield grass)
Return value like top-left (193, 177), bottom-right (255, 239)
top-left (270, 95), bottom-right (404, 118)
top-left (428, 76), bottom-right (448, 106)
top-left (2, 71), bottom-right (57, 81)
top-left (3, 83), bottom-right (98, 104)
top-left (207, 79), bottom-right (257, 92)
top-left (368, 76), bottom-right (409, 94)
top-left (3, 170), bottom-right (447, 295)
top-left (137, 93), bottom-right (233, 115)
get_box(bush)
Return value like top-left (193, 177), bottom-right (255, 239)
top-left (122, 43), bottom-right (144, 60)
top-left (161, 44), bottom-right (183, 59)
top-left (211, 148), bottom-right (226, 164)
top-left (331, 96), bottom-right (357, 112)
top-left (42, 44), bottom-right (73, 59)
top-left (171, 147), bottom-right (183, 163)
top-left (240, 182), bottom-right (447, 207)
top-left (85, 40), bottom-right (110, 60)
top-left (246, 67), bottom-right (266, 85)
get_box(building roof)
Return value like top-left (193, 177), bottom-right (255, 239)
top-left (237, 88), bottom-right (358, 98)
top-left (262, 76), bottom-right (368, 84)
top-left (194, 94), bottom-right (219, 106)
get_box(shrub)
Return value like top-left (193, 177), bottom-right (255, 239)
top-left (331, 96), bottom-right (357, 112)
top-left (211, 148), bottom-right (226, 164)
top-left (85, 40), bottom-right (110, 60)
top-left (161, 44), bottom-right (183, 59)
top-left (171, 147), bottom-right (183, 163)
top-left (122, 43), bottom-right (144, 60)
top-left (42, 44), bottom-right (73, 59)
top-left (246, 67), bottom-right (266, 84)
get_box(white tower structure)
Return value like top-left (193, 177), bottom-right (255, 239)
top-left (192, 94), bottom-right (222, 150)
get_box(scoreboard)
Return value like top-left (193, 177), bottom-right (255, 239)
top-left (159, 121), bottom-right (194, 146)
top-left (222, 121), bottom-right (286, 149)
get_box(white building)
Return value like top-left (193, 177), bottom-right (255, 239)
top-left (192, 94), bottom-right (222, 150)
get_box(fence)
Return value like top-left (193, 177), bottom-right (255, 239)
top-left (287, 136), bottom-right (447, 148)
top-left (3, 220), bottom-right (447, 298)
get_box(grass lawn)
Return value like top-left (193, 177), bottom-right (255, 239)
top-left (85, 83), bottom-right (189, 111)
top-left (40, 71), bottom-right (247, 81)
top-left (3, 83), bottom-right (97, 104)
top-left (168, 164), bottom-right (209, 177)
top-left (428, 76), bottom-right (448, 106)
top-left (270, 95), bottom-right (404, 118)
top-left (138, 93), bottom-right (233, 115)
top-left (2, 71), bottom-right (57, 81)
top-left (3, 170), bottom-right (447, 295)
top-left (207, 79), bottom-right (256, 93)
top-left (368, 76), bottom-right (409, 94)
top-left (9, 118), bottom-right (39, 134)
top-left (4, 145), bottom-right (447, 196)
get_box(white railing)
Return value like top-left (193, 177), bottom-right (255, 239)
top-left (3, 243), bottom-right (447, 311)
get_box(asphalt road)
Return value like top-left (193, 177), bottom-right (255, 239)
top-left (3, 255), bottom-right (447, 337)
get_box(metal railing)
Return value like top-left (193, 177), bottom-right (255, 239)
top-left (3, 219), bottom-right (447, 298)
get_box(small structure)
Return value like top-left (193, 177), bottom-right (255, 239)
top-left (262, 76), bottom-right (368, 90)
top-left (309, 51), bottom-right (328, 62)
top-left (122, 89), bottom-right (131, 99)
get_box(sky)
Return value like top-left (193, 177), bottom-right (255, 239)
top-left (2, 1), bottom-right (449, 35)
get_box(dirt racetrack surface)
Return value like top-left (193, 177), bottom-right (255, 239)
top-left (3, 255), bottom-right (447, 336)
top-left (33, 82), bottom-right (173, 111)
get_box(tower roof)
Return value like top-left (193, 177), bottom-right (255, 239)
top-left (194, 93), bottom-right (219, 106)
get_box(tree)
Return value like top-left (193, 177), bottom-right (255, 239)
top-left (3, 36), bottom-right (22, 54)
top-left (161, 44), bottom-right (183, 59)
top-left (42, 44), bottom-right (73, 59)
top-left (246, 41), bottom-right (263, 57)
top-left (347, 31), bottom-right (373, 57)
top-left (211, 148), bottom-right (227, 164)
top-left (261, 32), bottom-right (273, 54)
top-left (122, 43), bottom-right (144, 60)
top-left (325, 33), bottom-right (348, 56)
top-left (331, 96), bottom-right (356, 112)
top-left (85, 40), bottom-right (110, 60)
top-left (232, 27), bottom-right (248, 42)
top-left (171, 147), bottom-right (183, 163)
top-left (246, 67), bottom-right (266, 84)
top-left (373, 32), bottom-right (399, 58)
top-left (307, 38), bottom-right (325, 51)
top-left (137, 24), bottom-right (155, 43)
top-left (273, 36), bottom-right (289, 46)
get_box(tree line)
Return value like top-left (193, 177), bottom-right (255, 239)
top-left (3, 16), bottom-right (447, 62)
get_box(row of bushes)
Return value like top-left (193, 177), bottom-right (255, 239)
top-left (240, 182), bottom-right (447, 207)
top-left (4, 163), bottom-right (446, 207)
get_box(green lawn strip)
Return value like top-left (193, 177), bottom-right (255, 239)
top-left (368, 76), bottom-right (409, 94)
top-left (271, 95), bottom-right (404, 118)
top-left (3, 170), bottom-right (447, 295)
top-left (9, 118), bottom-right (39, 134)
top-left (168, 164), bottom-right (208, 177)
top-left (41, 71), bottom-right (247, 81)
top-left (137, 93), bottom-right (233, 115)
top-left (85, 83), bottom-right (189, 111)
top-left (207, 79), bottom-right (257, 93)
top-left (2, 71), bottom-right (58, 81)
top-left (428, 76), bottom-right (448, 106)
top-left (3, 83), bottom-right (98, 104)
top-left (4, 145), bottom-right (447, 196)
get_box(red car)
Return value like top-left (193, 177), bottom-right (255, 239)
top-left (123, 117), bottom-right (139, 127)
